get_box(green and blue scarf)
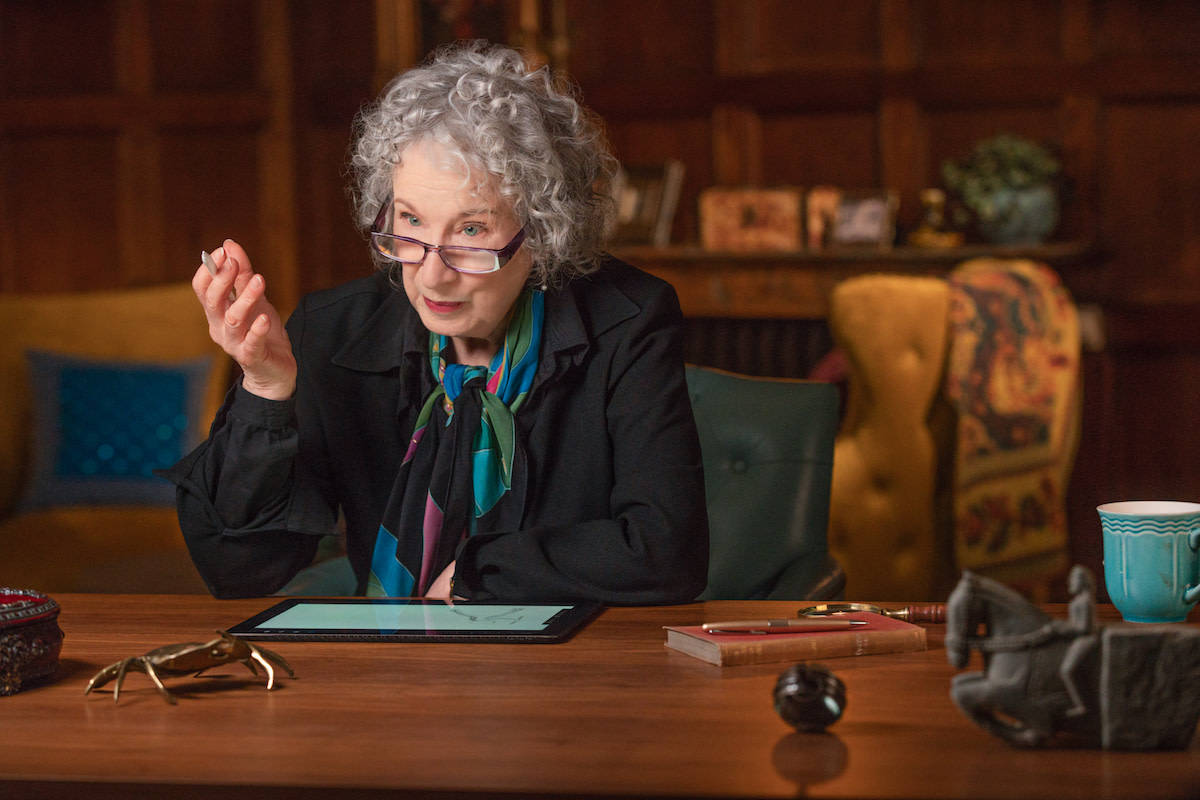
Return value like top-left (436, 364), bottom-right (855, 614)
top-left (367, 289), bottom-right (543, 596)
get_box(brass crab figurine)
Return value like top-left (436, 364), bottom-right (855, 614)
top-left (85, 630), bottom-right (294, 704)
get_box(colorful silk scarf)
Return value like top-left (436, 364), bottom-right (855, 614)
top-left (367, 289), bottom-right (544, 597)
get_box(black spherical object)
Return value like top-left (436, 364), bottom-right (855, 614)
top-left (774, 662), bottom-right (846, 732)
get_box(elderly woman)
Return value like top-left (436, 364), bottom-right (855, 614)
top-left (166, 42), bottom-right (709, 603)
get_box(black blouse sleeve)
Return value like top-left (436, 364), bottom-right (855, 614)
top-left (161, 305), bottom-right (338, 598)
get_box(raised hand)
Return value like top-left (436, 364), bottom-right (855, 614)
top-left (192, 239), bottom-right (297, 400)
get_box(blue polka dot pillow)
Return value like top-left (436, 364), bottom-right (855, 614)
top-left (20, 350), bottom-right (214, 509)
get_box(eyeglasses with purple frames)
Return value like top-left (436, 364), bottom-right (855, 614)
top-left (369, 197), bottom-right (527, 274)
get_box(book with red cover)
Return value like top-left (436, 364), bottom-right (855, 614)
top-left (663, 611), bottom-right (927, 666)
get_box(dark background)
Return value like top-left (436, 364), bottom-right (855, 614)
top-left (3, 0), bottom-right (1199, 587)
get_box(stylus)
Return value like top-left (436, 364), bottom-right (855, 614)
top-left (701, 619), bottom-right (867, 634)
top-left (201, 250), bottom-right (237, 301)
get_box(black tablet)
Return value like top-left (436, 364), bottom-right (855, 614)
top-left (227, 598), bottom-right (603, 643)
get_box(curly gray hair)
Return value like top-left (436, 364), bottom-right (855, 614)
top-left (350, 41), bottom-right (618, 288)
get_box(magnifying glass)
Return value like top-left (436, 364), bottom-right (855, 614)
top-left (798, 602), bottom-right (946, 623)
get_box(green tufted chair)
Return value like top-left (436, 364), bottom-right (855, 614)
top-left (686, 365), bottom-right (845, 601)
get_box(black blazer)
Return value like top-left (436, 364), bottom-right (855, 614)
top-left (165, 258), bottom-right (710, 604)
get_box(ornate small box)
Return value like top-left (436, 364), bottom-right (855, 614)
top-left (0, 589), bottom-right (63, 695)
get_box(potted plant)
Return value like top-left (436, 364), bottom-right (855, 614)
top-left (941, 133), bottom-right (1063, 245)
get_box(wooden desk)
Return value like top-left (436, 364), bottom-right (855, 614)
top-left (1, 596), bottom-right (1196, 799)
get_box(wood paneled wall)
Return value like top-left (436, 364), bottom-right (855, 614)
top-left (566, 0), bottom-right (1200, 593)
top-left (0, 0), bottom-right (306, 308)
top-left (4, 0), bottom-right (1200, 595)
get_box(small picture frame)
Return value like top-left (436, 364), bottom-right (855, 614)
top-left (805, 186), bottom-right (843, 250)
top-left (699, 187), bottom-right (804, 252)
top-left (610, 160), bottom-right (685, 248)
top-left (830, 190), bottom-right (899, 249)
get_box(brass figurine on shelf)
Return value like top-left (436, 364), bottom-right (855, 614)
top-left (85, 630), bottom-right (294, 704)
top-left (946, 567), bottom-right (1200, 750)
top-left (906, 188), bottom-right (964, 248)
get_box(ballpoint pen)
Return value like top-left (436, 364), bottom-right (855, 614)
top-left (701, 618), bottom-right (868, 634)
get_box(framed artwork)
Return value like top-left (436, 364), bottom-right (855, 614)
top-left (610, 160), bottom-right (685, 248)
top-left (699, 187), bottom-right (804, 252)
top-left (830, 190), bottom-right (899, 248)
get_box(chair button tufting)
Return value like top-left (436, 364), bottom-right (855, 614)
top-left (731, 459), bottom-right (748, 474)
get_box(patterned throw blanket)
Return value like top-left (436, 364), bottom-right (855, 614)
top-left (944, 259), bottom-right (1081, 584)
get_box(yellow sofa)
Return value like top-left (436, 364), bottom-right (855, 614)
top-left (827, 259), bottom-right (1081, 602)
top-left (0, 284), bottom-right (230, 593)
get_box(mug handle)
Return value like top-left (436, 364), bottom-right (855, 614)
top-left (1185, 527), bottom-right (1200, 605)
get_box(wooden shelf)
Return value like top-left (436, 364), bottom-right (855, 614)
top-left (612, 241), bottom-right (1096, 319)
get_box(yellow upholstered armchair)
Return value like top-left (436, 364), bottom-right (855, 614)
top-left (827, 259), bottom-right (1081, 602)
top-left (0, 284), bottom-right (230, 593)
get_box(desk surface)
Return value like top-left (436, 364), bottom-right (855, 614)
top-left (1, 595), bottom-right (1197, 800)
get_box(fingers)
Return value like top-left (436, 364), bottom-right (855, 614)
top-left (192, 261), bottom-right (213, 301)
top-left (223, 272), bottom-right (266, 328)
top-left (238, 309), bottom-right (272, 360)
top-left (193, 239), bottom-right (260, 319)
top-left (194, 242), bottom-right (262, 346)
top-left (221, 239), bottom-right (257, 300)
top-left (424, 562), bottom-right (456, 600)
top-left (191, 240), bottom-right (296, 399)
top-left (239, 311), bottom-right (298, 401)
top-left (194, 246), bottom-right (239, 314)
top-left (221, 238), bottom-right (253, 271)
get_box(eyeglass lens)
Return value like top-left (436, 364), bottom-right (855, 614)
top-left (372, 236), bottom-right (499, 273)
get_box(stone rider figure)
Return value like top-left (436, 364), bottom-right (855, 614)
top-left (1058, 565), bottom-right (1097, 718)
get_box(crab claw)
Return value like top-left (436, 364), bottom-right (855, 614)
top-left (84, 662), bottom-right (120, 695)
top-left (245, 642), bottom-right (295, 690)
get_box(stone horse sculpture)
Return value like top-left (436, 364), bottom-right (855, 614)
top-left (945, 567), bottom-right (1200, 750)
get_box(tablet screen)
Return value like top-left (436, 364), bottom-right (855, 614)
top-left (227, 598), bottom-right (602, 643)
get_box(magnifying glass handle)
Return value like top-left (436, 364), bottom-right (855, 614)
top-left (799, 602), bottom-right (947, 623)
top-left (892, 604), bottom-right (945, 623)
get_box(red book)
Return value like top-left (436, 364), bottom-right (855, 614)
top-left (663, 611), bottom-right (927, 666)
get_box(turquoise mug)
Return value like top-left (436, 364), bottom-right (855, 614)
top-left (1099, 501), bottom-right (1200, 623)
